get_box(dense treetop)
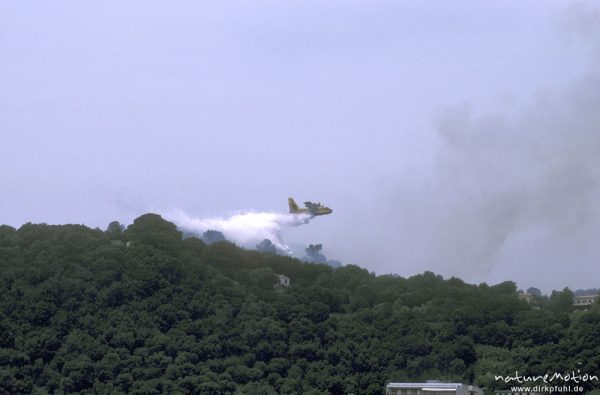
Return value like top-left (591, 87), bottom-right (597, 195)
top-left (0, 214), bottom-right (597, 394)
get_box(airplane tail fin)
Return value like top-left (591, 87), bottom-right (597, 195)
top-left (288, 197), bottom-right (300, 213)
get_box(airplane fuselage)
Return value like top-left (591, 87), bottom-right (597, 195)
top-left (291, 207), bottom-right (332, 216)
top-left (288, 197), bottom-right (333, 216)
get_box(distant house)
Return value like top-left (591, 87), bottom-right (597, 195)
top-left (518, 293), bottom-right (534, 303)
top-left (386, 382), bottom-right (482, 395)
top-left (573, 294), bottom-right (598, 308)
top-left (276, 274), bottom-right (290, 287)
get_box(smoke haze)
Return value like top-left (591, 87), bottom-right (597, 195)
top-left (375, 7), bottom-right (600, 287)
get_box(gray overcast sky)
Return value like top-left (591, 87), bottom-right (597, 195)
top-left (2, 1), bottom-right (599, 292)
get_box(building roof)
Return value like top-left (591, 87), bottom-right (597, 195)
top-left (387, 382), bottom-right (467, 389)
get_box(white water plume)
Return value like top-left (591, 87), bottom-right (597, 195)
top-left (169, 210), bottom-right (312, 254)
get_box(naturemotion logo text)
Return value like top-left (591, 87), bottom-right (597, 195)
top-left (495, 371), bottom-right (598, 384)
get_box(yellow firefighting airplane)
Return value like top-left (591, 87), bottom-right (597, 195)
top-left (288, 197), bottom-right (333, 217)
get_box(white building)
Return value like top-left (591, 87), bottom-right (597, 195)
top-left (386, 382), bottom-right (483, 395)
top-left (276, 274), bottom-right (290, 287)
top-left (518, 293), bottom-right (534, 303)
top-left (573, 294), bottom-right (598, 308)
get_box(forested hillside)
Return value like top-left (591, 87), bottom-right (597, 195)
top-left (1, 214), bottom-right (599, 394)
